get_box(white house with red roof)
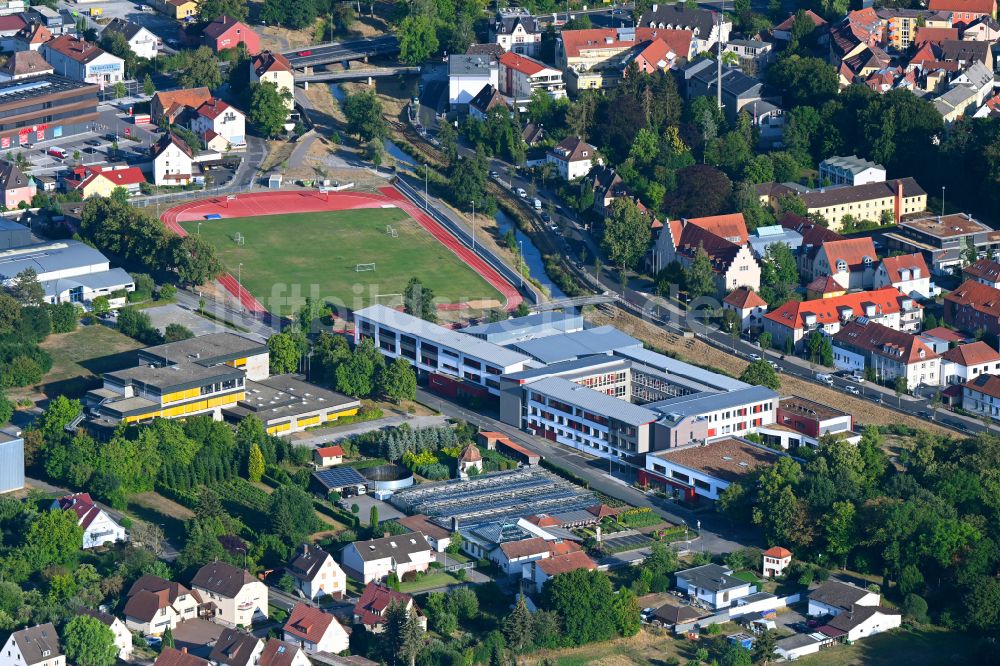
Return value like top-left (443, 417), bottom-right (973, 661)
top-left (962, 257), bottom-right (1000, 289)
top-left (352, 583), bottom-right (426, 633)
top-left (40, 35), bottom-right (124, 86)
top-left (312, 445), bottom-right (344, 468)
top-left (654, 213), bottom-right (761, 294)
top-left (282, 603), bottom-right (349, 654)
top-left (457, 443), bottom-right (483, 478)
top-left (723, 288), bottom-right (767, 331)
top-left (526, 550), bottom-right (597, 592)
top-left (874, 252), bottom-right (936, 299)
top-left (546, 136), bottom-right (597, 180)
top-left (763, 287), bottom-right (923, 352)
top-left (761, 547), bottom-right (792, 577)
top-left (831, 318), bottom-right (940, 389)
top-left (928, 0), bottom-right (996, 27)
top-left (809, 237), bottom-right (878, 290)
top-left (251, 51), bottom-right (295, 110)
top-left (498, 51), bottom-right (565, 101)
top-left (51, 493), bottom-right (127, 549)
top-left (939, 341), bottom-right (1000, 385)
top-left (65, 165), bottom-right (146, 199)
top-left (773, 10), bottom-right (828, 41)
top-left (152, 133), bottom-right (195, 186)
top-left (189, 98), bottom-right (246, 150)
top-left (918, 326), bottom-right (969, 353)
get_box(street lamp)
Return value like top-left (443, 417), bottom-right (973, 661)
top-left (237, 262), bottom-right (243, 313)
top-left (518, 240), bottom-right (524, 289)
top-left (197, 222), bottom-right (202, 236)
top-left (423, 166), bottom-right (428, 210)
top-left (470, 199), bottom-right (475, 252)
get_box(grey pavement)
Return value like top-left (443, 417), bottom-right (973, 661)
top-left (144, 303), bottom-right (229, 337)
top-left (342, 495), bottom-right (403, 526)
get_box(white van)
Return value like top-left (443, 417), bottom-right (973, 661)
top-left (516, 187), bottom-right (526, 198)
top-left (533, 198), bottom-right (542, 211)
top-left (815, 373), bottom-right (834, 386)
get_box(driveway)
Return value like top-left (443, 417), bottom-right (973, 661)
top-left (143, 303), bottom-right (229, 337)
top-left (341, 496), bottom-right (403, 526)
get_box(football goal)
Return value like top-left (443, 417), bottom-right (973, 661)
top-left (385, 225), bottom-right (398, 238)
top-left (232, 232), bottom-right (245, 246)
top-left (355, 263), bottom-right (376, 272)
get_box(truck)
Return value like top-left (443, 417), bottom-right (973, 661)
top-left (89, 7), bottom-right (103, 16)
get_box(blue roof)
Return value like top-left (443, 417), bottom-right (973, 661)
top-left (510, 326), bottom-right (642, 364)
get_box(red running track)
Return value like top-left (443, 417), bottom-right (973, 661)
top-left (159, 189), bottom-right (521, 315)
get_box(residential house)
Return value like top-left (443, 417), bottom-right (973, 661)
top-left (779, 213), bottom-right (845, 279)
top-left (546, 136), bottom-right (596, 181)
top-left (806, 275), bottom-right (847, 300)
top-left (557, 27), bottom-right (692, 92)
top-left (757, 178), bottom-right (927, 231)
top-left (819, 155), bottom-right (886, 186)
top-left (190, 98), bottom-right (246, 149)
top-left (945, 279), bottom-right (1000, 337)
top-left (313, 445), bottom-right (344, 468)
top-left (490, 8), bottom-right (542, 57)
top-left (395, 514), bottom-right (453, 552)
top-left (152, 87), bottom-right (213, 125)
top-left (675, 564), bottom-right (754, 610)
top-left (762, 547), bottom-right (792, 578)
top-left (526, 550), bottom-right (598, 592)
top-left (11, 21), bottom-right (50, 52)
top-left (499, 52), bottom-right (564, 101)
top-left (203, 16), bottom-right (259, 54)
top-left (831, 318), bottom-right (940, 389)
top-left (758, 395), bottom-right (855, 450)
top-left (683, 61), bottom-right (764, 122)
top-left (940, 340), bottom-right (1000, 384)
top-left (521, 122), bottom-right (544, 146)
top-left (829, 9), bottom-right (883, 75)
top-left (80, 610), bottom-right (131, 661)
top-left (0, 50), bottom-right (53, 81)
top-left (259, 640), bottom-right (309, 666)
top-left (285, 543), bottom-right (346, 601)
top-left (353, 583), bottom-right (425, 633)
top-left (747, 224), bottom-right (803, 260)
top-left (51, 492), bottom-right (128, 549)
top-left (150, 0), bottom-right (198, 20)
top-left (0, 0), bottom-right (24, 17)
top-left (0, 624), bottom-right (62, 666)
top-left (763, 287), bottom-right (923, 352)
top-left (643, 437), bottom-right (782, 502)
top-left (341, 533), bottom-right (434, 583)
top-left (66, 165), bottom-right (147, 199)
top-left (101, 18), bottom-right (158, 59)
top-left (0, 160), bottom-right (35, 209)
top-left (587, 165), bottom-right (632, 217)
top-left (124, 575), bottom-right (201, 635)
top-left (874, 253), bottom-right (935, 299)
top-left (775, 634), bottom-right (823, 661)
top-left (886, 212), bottom-right (999, 274)
top-left (933, 82), bottom-right (981, 121)
top-left (457, 442), bottom-right (483, 478)
top-left (961, 15), bottom-right (1000, 39)
top-left (156, 648), bottom-right (209, 666)
top-left (650, 604), bottom-right (704, 630)
top-left (877, 8), bottom-right (952, 49)
top-left (40, 35), bottom-right (124, 87)
top-left (251, 51), bottom-right (295, 110)
top-left (468, 83), bottom-right (507, 121)
top-left (494, 537), bottom-right (581, 575)
top-left (725, 39), bottom-right (773, 74)
top-left (928, 0), bottom-right (996, 27)
top-left (638, 3), bottom-right (731, 52)
top-left (152, 133), bottom-right (195, 186)
top-left (448, 54), bottom-right (498, 105)
top-left (208, 629), bottom-right (263, 666)
top-left (919, 326), bottom-right (969, 353)
top-left (819, 606), bottom-right (902, 642)
top-left (653, 213), bottom-right (761, 294)
top-left (773, 10), bottom-right (827, 41)
top-left (0, 14), bottom-right (26, 52)
top-left (807, 579), bottom-right (880, 617)
top-left (283, 603), bottom-right (349, 655)
top-left (963, 257), bottom-right (1000, 287)
top-left (961, 372), bottom-right (1000, 418)
top-left (810, 237), bottom-right (878, 290)
top-left (190, 562), bottom-right (269, 627)
top-left (913, 25), bottom-right (961, 45)
top-left (722, 288), bottom-right (767, 331)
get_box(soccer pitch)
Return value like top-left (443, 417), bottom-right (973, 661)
top-left (181, 208), bottom-right (501, 314)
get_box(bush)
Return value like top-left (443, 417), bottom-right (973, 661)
top-left (417, 462), bottom-right (450, 480)
top-left (903, 593), bottom-right (929, 623)
top-left (159, 284), bottom-right (177, 301)
top-left (48, 302), bottom-right (78, 333)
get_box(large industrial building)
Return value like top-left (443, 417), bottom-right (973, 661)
top-left (0, 238), bottom-right (134, 306)
top-left (0, 75), bottom-right (99, 147)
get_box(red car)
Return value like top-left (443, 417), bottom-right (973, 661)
top-left (298, 50), bottom-right (312, 56)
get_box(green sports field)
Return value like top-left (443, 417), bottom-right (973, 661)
top-left (181, 208), bottom-right (501, 315)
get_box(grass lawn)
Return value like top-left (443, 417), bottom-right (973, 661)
top-left (126, 491), bottom-right (195, 544)
top-left (791, 626), bottom-right (980, 666)
top-left (732, 570), bottom-right (763, 584)
top-left (181, 209), bottom-right (501, 315)
top-left (397, 571), bottom-right (461, 593)
top-left (33, 323), bottom-right (143, 399)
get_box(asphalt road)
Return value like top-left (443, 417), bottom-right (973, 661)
top-left (283, 36), bottom-right (400, 69)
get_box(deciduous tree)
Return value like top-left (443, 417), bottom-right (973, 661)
top-left (63, 616), bottom-right (117, 666)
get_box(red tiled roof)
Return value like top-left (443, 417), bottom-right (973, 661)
top-left (724, 287), bottom-right (767, 309)
top-left (945, 279), bottom-right (1000, 318)
top-left (499, 51), bottom-right (550, 75)
top-left (499, 537), bottom-right (581, 560)
top-left (0, 15), bottom-right (26, 32)
top-left (963, 372), bottom-right (1000, 398)
top-left (156, 648), bottom-right (210, 666)
top-left (764, 287), bottom-right (916, 331)
top-left (459, 444), bottom-right (482, 462)
top-left (559, 27), bottom-right (692, 59)
top-left (821, 238), bottom-right (877, 271)
top-left (284, 603), bottom-right (335, 644)
top-left (253, 50), bottom-right (292, 75)
top-left (353, 583), bottom-right (416, 627)
top-left (928, 0), bottom-right (996, 15)
top-left (686, 213), bottom-right (749, 245)
top-left (259, 640), bottom-right (300, 666)
top-left (941, 341), bottom-right (1000, 366)
top-left (44, 35), bottom-right (111, 64)
top-left (526, 514), bottom-right (562, 528)
top-left (536, 550), bottom-right (597, 576)
top-left (762, 546), bottom-right (792, 558)
top-left (315, 445), bottom-right (344, 458)
top-left (85, 167), bottom-right (147, 189)
top-left (203, 15), bottom-right (253, 40)
top-left (55, 493), bottom-right (105, 530)
top-left (832, 319), bottom-right (938, 364)
top-left (807, 275), bottom-right (844, 294)
top-left (879, 253), bottom-right (929, 283)
top-left (913, 26), bottom-right (960, 44)
top-left (963, 258), bottom-right (1000, 282)
top-left (775, 9), bottom-right (827, 31)
top-left (196, 98), bottom-right (233, 120)
top-left (921, 326), bottom-right (966, 342)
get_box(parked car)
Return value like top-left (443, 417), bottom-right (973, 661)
top-left (749, 353), bottom-right (761, 362)
top-left (815, 373), bottom-right (834, 386)
top-left (533, 198), bottom-right (542, 210)
top-left (489, 170), bottom-right (498, 178)
top-left (47, 147), bottom-right (68, 159)
top-left (846, 386), bottom-right (860, 395)
top-left (540, 213), bottom-right (551, 222)
top-left (516, 188), bottom-right (526, 198)
top-left (640, 608), bottom-right (656, 623)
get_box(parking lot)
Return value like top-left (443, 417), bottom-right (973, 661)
top-left (59, 0), bottom-right (185, 43)
top-left (601, 533), bottom-right (654, 551)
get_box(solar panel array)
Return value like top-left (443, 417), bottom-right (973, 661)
top-left (313, 466), bottom-right (367, 490)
